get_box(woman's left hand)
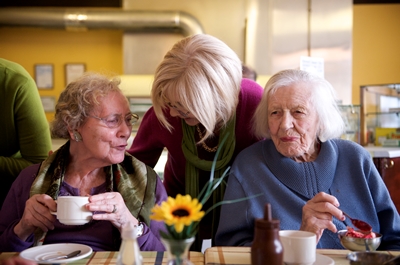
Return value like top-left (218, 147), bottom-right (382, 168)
top-left (300, 192), bottom-right (344, 242)
top-left (87, 192), bottom-right (139, 231)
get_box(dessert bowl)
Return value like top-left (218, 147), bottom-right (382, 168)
top-left (338, 229), bottom-right (382, 251)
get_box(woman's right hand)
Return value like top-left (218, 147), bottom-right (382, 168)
top-left (300, 192), bottom-right (344, 242)
top-left (13, 194), bottom-right (57, 241)
top-left (0, 257), bottom-right (37, 265)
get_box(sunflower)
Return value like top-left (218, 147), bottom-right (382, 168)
top-left (151, 194), bottom-right (205, 234)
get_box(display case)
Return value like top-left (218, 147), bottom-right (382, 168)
top-left (338, 105), bottom-right (360, 144)
top-left (127, 97), bottom-right (167, 179)
top-left (360, 83), bottom-right (400, 146)
top-left (128, 97), bottom-right (152, 132)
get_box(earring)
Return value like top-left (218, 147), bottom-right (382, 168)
top-left (73, 131), bottom-right (82, 142)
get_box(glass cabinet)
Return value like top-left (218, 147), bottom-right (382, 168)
top-left (360, 83), bottom-right (400, 146)
top-left (128, 97), bottom-right (152, 132)
top-left (338, 105), bottom-right (360, 144)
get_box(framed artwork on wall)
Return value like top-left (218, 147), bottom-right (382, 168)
top-left (35, 64), bottom-right (54, 89)
top-left (65, 63), bottom-right (86, 85)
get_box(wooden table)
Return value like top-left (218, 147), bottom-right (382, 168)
top-left (0, 251), bottom-right (204, 265)
top-left (204, 246), bottom-right (400, 265)
top-left (2, 248), bottom-right (400, 264)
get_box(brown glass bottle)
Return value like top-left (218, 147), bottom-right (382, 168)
top-left (251, 203), bottom-right (283, 265)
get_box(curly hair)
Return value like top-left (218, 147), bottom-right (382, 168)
top-left (51, 72), bottom-right (122, 139)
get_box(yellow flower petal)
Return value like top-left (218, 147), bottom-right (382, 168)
top-left (174, 222), bottom-right (185, 233)
top-left (150, 194), bottom-right (205, 234)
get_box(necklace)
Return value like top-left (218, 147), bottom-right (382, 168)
top-left (196, 124), bottom-right (218, 152)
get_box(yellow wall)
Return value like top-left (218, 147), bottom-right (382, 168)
top-left (352, 4), bottom-right (400, 104)
top-left (0, 28), bottom-right (123, 121)
top-left (0, 4), bottom-right (399, 121)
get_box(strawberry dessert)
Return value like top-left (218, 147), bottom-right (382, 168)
top-left (345, 227), bottom-right (376, 239)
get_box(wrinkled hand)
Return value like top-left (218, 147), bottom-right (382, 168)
top-left (0, 257), bottom-right (38, 265)
top-left (300, 192), bottom-right (344, 242)
top-left (87, 192), bottom-right (138, 231)
top-left (14, 194), bottom-right (57, 241)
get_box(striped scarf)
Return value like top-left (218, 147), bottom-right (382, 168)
top-left (30, 141), bottom-right (157, 246)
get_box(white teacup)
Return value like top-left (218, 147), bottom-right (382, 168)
top-left (52, 196), bottom-right (92, 225)
top-left (279, 230), bottom-right (316, 265)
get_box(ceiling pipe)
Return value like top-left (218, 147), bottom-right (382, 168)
top-left (0, 7), bottom-right (204, 36)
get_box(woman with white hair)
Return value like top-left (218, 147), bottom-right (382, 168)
top-left (215, 69), bottom-right (400, 250)
top-left (127, 34), bottom-right (263, 250)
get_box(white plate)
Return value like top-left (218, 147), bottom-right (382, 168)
top-left (314, 253), bottom-right (335, 265)
top-left (20, 243), bottom-right (92, 264)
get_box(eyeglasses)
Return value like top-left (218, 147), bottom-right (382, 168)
top-left (162, 94), bottom-right (190, 118)
top-left (89, 113), bottom-right (139, 128)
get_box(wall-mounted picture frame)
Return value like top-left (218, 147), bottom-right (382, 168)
top-left (35, 64), bottom-right (54, 89)
top-left (65, 63), bottom-right (86, 85)
top-left (40, 96), bottom-right (56, 112)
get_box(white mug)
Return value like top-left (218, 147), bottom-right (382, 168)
top-left (279, 230), bottom-right (316, 265)
top-left (52, 196), bottom-right (92, 225)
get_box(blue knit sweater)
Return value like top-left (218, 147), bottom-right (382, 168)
top-left (215, 139), bottom-right (400, 250)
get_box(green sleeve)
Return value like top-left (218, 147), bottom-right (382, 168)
top-left (0, 60), bottom-right (52, 181)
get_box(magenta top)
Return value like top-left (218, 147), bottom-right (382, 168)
top-left (127, 78), bottom-right (264, 198)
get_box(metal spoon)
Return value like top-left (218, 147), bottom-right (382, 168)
top-left (342, 210), bottom-right (372, 234)
top-left (46, 250), bottom-right (81, 261)
top-left (364, 240), bottom-right (371, 252)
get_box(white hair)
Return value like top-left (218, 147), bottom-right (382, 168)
top-left (253, 69), bottom-right (345, 142)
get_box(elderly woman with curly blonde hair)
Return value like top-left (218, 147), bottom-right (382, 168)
top-left (0, 72), bottom-right (167, 252)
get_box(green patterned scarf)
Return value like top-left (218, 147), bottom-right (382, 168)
top-left (181, 117), bottom-right (235, 249)
top-left (30, 141), bottom-right (157, 246)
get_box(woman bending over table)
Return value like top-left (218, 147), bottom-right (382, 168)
top-left (127, 34), bottom-right (263, 250)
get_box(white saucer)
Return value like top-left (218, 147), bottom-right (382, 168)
top-left (314, 253), bottom-right (334, 265)
top-left (20, 243), bottom-right (92, 264)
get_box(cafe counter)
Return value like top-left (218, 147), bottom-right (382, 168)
top-left (364, 146), bottom-right (400, 158)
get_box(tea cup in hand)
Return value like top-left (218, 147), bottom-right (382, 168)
top-left (279, 230), bottom-right (316, 265)
top-left (51, 196), bottom-right (92, 225)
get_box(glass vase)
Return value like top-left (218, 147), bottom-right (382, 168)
top-left (161, 237), bottom-right (195, 265)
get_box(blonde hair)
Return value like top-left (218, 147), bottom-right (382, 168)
top-left (253, 69), bottom-right (345, 142)
top-left (51, 72), bottom-right (122, 139)
top-left (151, 34), bottom-right (242, 141)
